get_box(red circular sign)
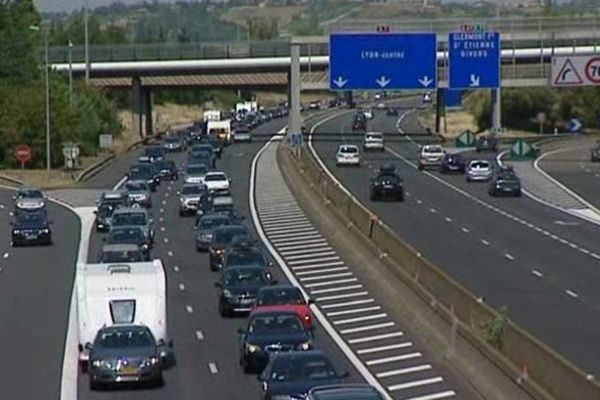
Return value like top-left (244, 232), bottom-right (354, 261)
top-left (585, 56), bottom-right (600, 84)
top-left (15, 144), bottom-right (32, 163)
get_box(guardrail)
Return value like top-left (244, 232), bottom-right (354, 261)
top-left (283, 138), bottom-right (600, 400)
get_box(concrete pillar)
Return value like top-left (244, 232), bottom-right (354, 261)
top-left (492, 88), bottom-right (502, 132)
top-left (435, 88), bottom-right (445, 134)
top-left (144, 89), bottom-right (153, 137)
top-left (345, 91), bottom-right (354, 108)
top-left (288, 42), bottom-right (302, 140)
top-left (132, 76), bottom-right (144, 140)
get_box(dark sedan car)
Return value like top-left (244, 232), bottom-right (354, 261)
top-left (106, 226), bottom-right (150, 260)
top-left (223, 245), bottom-right (270, 270)
top-left (88, 325), bottom-right (163, 390)
top-left (440, 153), bottom-right (466, 174)
top-left (489, 170), bottom-right (522, 197)
top-left (476, 135), bottom-right (499, 152)
top-left (369, 164), bottom-right (404, 201)
top-left (154, 160), bottom-right (179, 181)
top-left (259, 351), bottom-right (348, 400)
top-left (195, 213), bottom-right (233, 251)
top-left (215, 266), bottom-right (275, 317)
top-left (209, 225), bottom-right (251, 271)
top-left (129, 164), bottom-right (159, 192)
top-left (99, 244), bottom-right (145, 263)
top-left (238, 310), bottom-right (312, 373)
top-left (143, 146), bottom-right (166, 162)
top-left (11, 210), bottom-right (52, 246)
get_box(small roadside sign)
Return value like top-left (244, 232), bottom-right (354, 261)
top-left (552, 56), bottom-right (600, 87)
top-left (99, 134), bottom-right (114, 149)
top-left (455, 130), bottom-right (476, 148)
top-left (290, 132), bottom-right (303, 147)
top-left (567, 118), bottom-right (583, 133)
top-left (511, 139), bottom-right (537, 159)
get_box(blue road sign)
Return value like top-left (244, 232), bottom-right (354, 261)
top-left (567, 118), bottom-right (582, 133)
top-left (290, 132), bottom-right (303, 147)
top-left (329, 33), bottom-right (437, 91)
top-left (449, 31), bottom-right (500, 89)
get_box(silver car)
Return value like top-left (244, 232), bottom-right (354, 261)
top-left (179, 184), bottom-right (209, 216)
top-left (466, 160), bottom-right (493, 182)
top-left (125, 180), bottom-right (152, 208)
top-left (418, 145), bottom-right (445, 170)
top-left (14, 188), bottom-right (46, 212)
top-left (110, 207), bottom-right (154, 244)
top-left (183, 164), bottom-right (209, 185)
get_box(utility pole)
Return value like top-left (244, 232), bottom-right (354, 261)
top-left (45, 32), bottom-right (51, 171)
top-left (68, 40), bottom-right (73, 109)
top-left (84, 0), bottom-right (90, 83)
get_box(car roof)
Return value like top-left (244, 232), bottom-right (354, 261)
top-left (102, 243), bottom-right (140, 252)
top-left (213, 196), bottom-right (234, 205)
top-left (112, 207), bottom-right (149, 215)
top-left (127, 180), bottom-right (148, 186)
top-left (469, 159), bottom-right (490, 165)
top-left (423, 145), bottom-right (443, 151)
top-left (338, 144), bottom-right (358, 150)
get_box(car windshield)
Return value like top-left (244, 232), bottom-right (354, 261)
top-left (18, 189), bottom-right (43, 198)
top-left (95, 328), bottom-right (154, 349)
top-left (16, 212), bottom-right (45, 224)
top-left (340, 147), bottom-right (358, 154)
top-left (182, 185), bottom-right (203, 195)
top-left (165, 137), bottom-right (180, 143)
top-left (97, 205), bottom-right (114, 217)
top-left (200, 217), bottom-right (229, 229)
top-left (248, 314), bottom-right (304, 334)
top-left (227, 252), bottom-right (265, 267)
top-left (187, 165), bottom-right (208, 175)
top-left (366, 133), bottom-right (382, 139)
top-left (126, 182), bottom-right (148, 191)
top-left (270, 355), bottom-right (337, 382)
top-left (205, 173), bottom-right (227, 182)
top-left (424, 146), bottom-right (443, 154)
top-left (112, 212), bottom-right (147, 226)
top-left (156, 160), bottom-right (175, 170)
top-left (102, 250), bottom-right (143, 263)
top-left (257, 288), bottom-right (304, 306)
top-left (215, 227), bottom-right (247, 243)
top-left (109, 228), bottom-right (144, 242)
top-left (471, 161), bottom-right (490, 169)
top-left (224, 268), bottom-right (268, 285)
top-left (144, 147), bottom-right (164, 157)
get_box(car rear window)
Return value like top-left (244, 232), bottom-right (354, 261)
top-left (340, 147), bottom-right (358, 154)
top-left (257, 288), bottom-right (304, 306)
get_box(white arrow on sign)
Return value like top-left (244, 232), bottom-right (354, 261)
top-left (469, 74), bottom-right (480, 87)
top-left (418, 75), bottom-right (433, 87)
top-left (375, 76), bottom-right (391, 88)
top-left (333, 76), bottom-right (348, 88)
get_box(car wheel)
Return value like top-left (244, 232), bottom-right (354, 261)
top-left (89, 379), bottom-right (103, 391)
top-left (218, 301), bottom-right (230, 318)
top-left (515, 190), bottom-right (522, 197)
top-left (242, 360), bottom-right (254, 374)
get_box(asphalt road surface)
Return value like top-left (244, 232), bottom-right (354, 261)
top-left (311, 102), bottom-right (600, 374)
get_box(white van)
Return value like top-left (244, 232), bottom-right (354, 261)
top-left (76, 260), bottom-right (169, 364)
top-left (203, 110), bottom-right (221, 122)
top-left (207, 120), bottom-right (232, 144)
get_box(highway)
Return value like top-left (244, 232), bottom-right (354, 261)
top-left (0, 189), bottom-right (80, 399)
top-left (311, 102), bottom-right (600, 374)
top-left (78, 119), bottom-right (364, 399)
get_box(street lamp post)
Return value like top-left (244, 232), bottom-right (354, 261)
top-left (30, 25), bottom-right (51, 172)
top-left (84, 0), bottom-right (90, 83)
top-left (68, 40), bottom-right (73, 109)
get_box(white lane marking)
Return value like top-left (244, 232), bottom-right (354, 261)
top-left (168, 251), bottom-right (174, 257)
top-left (357, 342), bottom-right (413, 355)
top-left (160, 208), bottom-right (164, 213)
top-left (481, 239), bottom-right (490, 246)
top-left (320, 299), bottom-right (375, 309)
top-left (444, 217), bottom-right (452, 223)
top-left (348, 331), bottom-right (404, 344)
top-left (296, 267), bottom-right (349, 276)
top-left (461, 227), bottom-right (470, 234)
top-left (162, 200), bottom-right (167, 205)
top-left (340, 322), bottom-right (395, 335)
top-left (264, 221), bottom-right (314, 230)
top-left (591, 253), bottom-right (600, 260)
top-left (8, 212), bottom-right (13, 216)
top-left (333, 313), bottom-right (388, 326)
top-left (310, 285), bottom-right (364, 295)
top-left (504, 253), bottom-right (515, 261)
top-left (265, 226), bottom-right (317, 235)
top-left (404, 391), bottom-right (456, 400)
top-left (276, 238), bottom-right (328, 249)
top-left (195, 331), bottom-right (204, 340)
top-left (271, 235), bottom-right (324, 244)
top-left (291, 261), bottom-right (345, 271)
top-left (278, 242), bottom-right (331, 252)
top-left (259, 211), bottom-right (306, 220)
top-left (163, 237), bottom-right (169, 243)
top-left (317, 291), bottom-right (370, 302)
top-left (326, 306), bottom-right (381, 317)
top-left (178, 283), bottom-right (185, 291)
top-left (268, 230), bottom-right (320, 239)
top-left (366, 352), bottom-right (422, 366)
top-left (580, 248), bottom-right (591, 255)
top-left (186, 305), bottom-right (194, 314)
top-left (376, 364), bottom-right (432, 378)
top-left (416, 199), bottom-right (422, 204)
top-left (112, 175), bottom-right (128, 190)
top-left (173, 265), bottom-right (180, 272)
top-left (160, 226), bottom-right (166, 232)
top-left (159, 217), bottom-right (164, 222)
top-left (3, 252), bottom-right (8, 259)
top-left (566, 290), bottom-right (579, 299)
top-left (390, 384), bottom-right (451, 396)
top-left (208, 362), bottom-right (218, 374)
top-left (261, 216), bottom-right (309, 226)
top-left (0, 204), bottom-right (4, 209)
top-left (531, 270), bottom-right (544, 277)
top-left (300, 272), bottom-right (354, 282)
top-left (288, 256), bottom-right (341, 266)
top-left (305, 278), bottom-right (359, 288)
top-left (282, 247), bottom-right (334, 257)
top-left (429, 208), bottom-right (437, 213)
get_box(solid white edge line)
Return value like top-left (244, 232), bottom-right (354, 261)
top-left (249, 129), bottom-right (393, 400)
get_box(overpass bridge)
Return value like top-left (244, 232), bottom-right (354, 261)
top-left (49, 17), bottom-right (600, 136)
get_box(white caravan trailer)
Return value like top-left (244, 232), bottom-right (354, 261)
top-left (203, 110), bottom-right (222, 122)
top-left (76, 260), bottom-right (168, 363)
top-left (207, 119), bottom-right (232, 144)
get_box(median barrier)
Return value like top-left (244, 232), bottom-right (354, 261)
top-left (286, 141), bottom-right (600, 400)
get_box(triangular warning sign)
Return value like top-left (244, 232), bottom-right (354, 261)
top-left (554, 58), bottom-right (583, 85)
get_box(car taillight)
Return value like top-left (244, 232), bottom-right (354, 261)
top-left (304, 314), bottom-right (311, 323)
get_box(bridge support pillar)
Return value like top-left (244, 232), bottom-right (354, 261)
top-left (132, 77), bottom-right (153, 138)
top-left (435, 88), bottom-right (445, 134)
top-left (288, 42), bottom-right (302, 142)
top-left (492, 88), bottom-right (502, 132)
top-left (345, 92), bottom-right (353, 108)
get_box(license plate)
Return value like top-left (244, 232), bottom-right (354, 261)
top-left (120, 366), bottom-right (139, 375)
top-left (26, 234), bottom-right (38, 240)
top-left (240, 298), bottom-right (254, 305)
top-left (383, 185), bottom-right (394, 189)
